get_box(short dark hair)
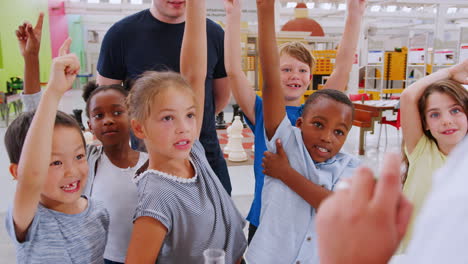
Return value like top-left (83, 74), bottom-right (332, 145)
top-left (5, 110), bottom-right (86, 164)
top-left (303, 89), bottom-right (354, 118)
top-left (82, 80), bottom-right (130, 118)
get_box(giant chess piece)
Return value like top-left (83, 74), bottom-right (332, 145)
top-left (231, 104), bottom-right (247, 128)
top-left (216, 111), bottom-right (227, 129)
top-left (223, 125), bottom-right (233, 155)
top-left (228, 116), bottom-right (248, 162)
top-left (72, 109), bottom-right (86, 131)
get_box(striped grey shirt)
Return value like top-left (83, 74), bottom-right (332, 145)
top-left (5, 197), bottom-right (109, 264)
top-left (133, 140), bottom-right (247, 264)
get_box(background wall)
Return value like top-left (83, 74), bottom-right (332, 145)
top-left (0, 0), bottom-right (52, 92)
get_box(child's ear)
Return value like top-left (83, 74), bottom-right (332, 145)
top-left (296, 117), bottom-right (303, 129)
top-left (87, 120), bottom-right (93, 133)
top-left (131, 119), bottom-right (146, 140)
top-left (9, 164), bottom-right (18, 180)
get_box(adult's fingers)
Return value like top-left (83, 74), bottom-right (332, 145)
top-left (395, 195), bottom-right (413, 241)
top-left (35, 12), bottom-right (44, 31)
top-left (372, 153), bottom-right (402, 212)
top-left (349, 166), bottom-right (376, 205)
top-left (59, 37), bottom-right (72, 56)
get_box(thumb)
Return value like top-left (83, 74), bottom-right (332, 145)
top-left (275, 139), bottom-right (286, 156)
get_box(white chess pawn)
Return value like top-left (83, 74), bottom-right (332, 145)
top-left (228, 116), bottom-right (248, 162)
top-left (223, 125), bottom-right (233, 154)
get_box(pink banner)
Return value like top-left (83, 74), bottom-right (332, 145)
top-left (48, 0), bottom-right (69, 58)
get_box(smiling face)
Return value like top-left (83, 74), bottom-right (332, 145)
top-left (424, 92), bottom-right (467, 151)
top-left (297, 97), bottom-right (353, 163)
top-left (280, 54), bottom-right (312, 105)
top-left (87, 89), bottom-right (131, 147)
top-left (151, 0), bottom-right (186, 24)
top-left (40, 126), bottom-right (88, 210)
top-left (136, 87), bottom-right (197, 162)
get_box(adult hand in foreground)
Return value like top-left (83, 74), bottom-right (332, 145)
top-left (316, 153), bottom-right (413, 264)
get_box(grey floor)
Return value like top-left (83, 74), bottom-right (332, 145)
top-left (0, 89), bottom-right (402, 262)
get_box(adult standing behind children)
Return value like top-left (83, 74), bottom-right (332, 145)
top-left (96, 0), bottom-right (232, 194)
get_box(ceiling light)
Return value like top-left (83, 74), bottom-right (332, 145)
top-left (386, 5), bottom-right (397, 12)
top-left (320, 3), bottom-right (332, 10)
top-left (306, 2), bottom-right (315, 9)
top-left (402, 6), bottom-right (412, 13)
top-left (370, 5), bottom-right (381, 12)
top-left (447, 7), bottom-right (457, 14)
top-left (286, 2), bottom-right (296, 8)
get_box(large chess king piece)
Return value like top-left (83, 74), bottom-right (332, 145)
top-left (228, 116), bottom-right (248, 162)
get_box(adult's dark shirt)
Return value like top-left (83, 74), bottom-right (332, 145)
top-left (97, 9), bottom-right (232, 194)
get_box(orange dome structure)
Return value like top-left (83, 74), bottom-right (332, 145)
top-left (281, 2), bottom-right (325, 37)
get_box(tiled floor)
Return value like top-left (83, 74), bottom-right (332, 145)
top-left (0, 89), bottom-right (402, 261)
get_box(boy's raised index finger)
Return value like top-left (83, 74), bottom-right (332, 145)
top-left (58, 38), bottom-right (72, 56)
top-left (35, 13), bottom-right (44, 31)
top-left (372, 153), bottom-right (402, 209)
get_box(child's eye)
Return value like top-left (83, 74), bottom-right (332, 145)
top-left (76, 154), bottom-right (85, 160)
top-left (335, 130), bottom-right (345, 136)
top-left (281, 68), bottom-right (291, 73)
top-left (300, 69), bottom-right (309, 73)
top-left (313, 122), bottom-right (323, 128)
top-left (187, 113), bottom-right (195, 119)
top-left (113, 111), bottom-right (122, 116)
top-left (93, 113), bottom-right (103, 119)
top-left (451, 108), bottom-right (461, 114)
top-left (50, 160), bottom-right (62, 166)
top-left (429, 112), bottom-right (439, 118)
top-left (162, 116), bottom-right (173, 121)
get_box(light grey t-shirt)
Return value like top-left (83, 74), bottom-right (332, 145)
top-left (5, 197), bottom-right (109, 264)
top-left (133, 140), bottom-right (247, 264)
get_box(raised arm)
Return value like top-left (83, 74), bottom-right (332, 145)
top-left (323, 0), bottom-right (365, 91)
top-left (13, 53), bottom-right (80, 242)
top-left (180, 0), bottom-right (207, 137)
top-left (224, 0), bottom-right (257, 123)
top-left (16, 13), bottom-right (44, 95)
top-left (401, 59), bottom-right (468, 154)
top-left (257, 0), bottom-right (285, 140)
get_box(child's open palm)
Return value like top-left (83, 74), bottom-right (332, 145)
top-left (16, 13), bottom-right (44, 57)
top-left (449, 59), bottom-right (468, 84)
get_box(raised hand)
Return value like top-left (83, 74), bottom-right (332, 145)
top-left (448, 59), bottom-right (468, 84)
top-left (224, 0), bottom-right (241, 15)
top-left (316, 153), bottom-right (413, 264)
top-left (47, 38), bottom-right (80, 96)
top-left (262, 139), bottom-right (290, 181)
top-left (16, 13), bottom-right (44, 58)
top-left (347, 0), bottom-right (366, 17)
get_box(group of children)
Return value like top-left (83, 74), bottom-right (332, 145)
top-left (4, 0), bottom-right (468, 263)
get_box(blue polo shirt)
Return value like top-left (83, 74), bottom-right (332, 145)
top-left (244, 95), bottom-right (302, 227)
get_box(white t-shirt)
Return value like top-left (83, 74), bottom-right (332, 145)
top-left (91, 152), bottom-right (148, 262)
